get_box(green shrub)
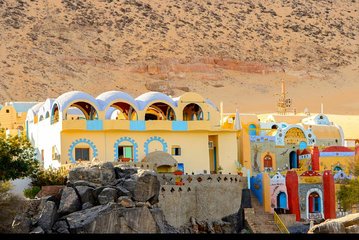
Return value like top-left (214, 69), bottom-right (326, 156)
top-left (30, 167), bottom-right (68, 187)
top-left (23, 186), bottom-right (41, 199)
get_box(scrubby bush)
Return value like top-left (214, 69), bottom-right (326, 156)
top-left (23, 186), bottom-right (41, 199)
top-left (30, 167), bottom-right (68, 187)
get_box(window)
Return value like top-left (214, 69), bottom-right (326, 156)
top-left (172, 146), bottom-right (181, 156)
top-left (6, 109), bottom-right (9, 113)
top-left (118, 146), bottom-right (133, 161)
top-left (75, 148), bottom-right (90, 161)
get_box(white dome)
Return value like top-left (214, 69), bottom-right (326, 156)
top-left (135, 91), bottom-right (177, 110)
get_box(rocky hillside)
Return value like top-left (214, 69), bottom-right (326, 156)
top-left (0, 0), bottom-right (358, 114)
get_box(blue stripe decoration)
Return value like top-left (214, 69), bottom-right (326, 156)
top-left (113, 137), bottom-right (139, 162)
top-left (130, 120), bottom-right (146, 131)
top-left (86, 120), bottom-right (103, 131)
top-left (68, 138), bottom-right (98, 163)
top-left (320, 152), bottom-right (355, 157)
top-left (144, 136), bottom-right (168, 155)
top-left (172, 121), bottom-right (188, 131)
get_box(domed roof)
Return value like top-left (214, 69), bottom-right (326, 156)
top-left (54, 91), bottom-right (100, 112)
top-left (27, 102), bottom-right (45, 121)
top-left (135, 92), bottom-right (177, 110)
top-left (96, 91), bottom-right (139, 110)
top-left (142, 151), bottom-right (178, 167)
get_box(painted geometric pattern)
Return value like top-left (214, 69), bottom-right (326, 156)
top-left (113, 137), bottom-right (138, 162)
top-left (68, 138), bottom-right (98, 163)
top-left (144, 136), bottom-right (168, 155)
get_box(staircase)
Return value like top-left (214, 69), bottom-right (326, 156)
top-left (245, 193), bottom-right (281, 233)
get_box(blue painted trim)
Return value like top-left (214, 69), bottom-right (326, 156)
top-left (130, 120), bottom-right (146, 131)
top-left (86, 120), bottom-right (103, 130)
top-left (68, 138), bottom-right (98, 163)
top-left (113, 137), bottom-right (139, 162)
top-left (320, 152), bottom-right (355, 157)
top-left (172, 121), bottom-right (188, 131)
top-left (144, 136), bottom-right (168, 155)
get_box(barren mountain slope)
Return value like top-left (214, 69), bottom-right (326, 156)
top-left (0, 0), bottom-right (358, 114)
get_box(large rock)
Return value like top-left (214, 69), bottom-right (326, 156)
top-left (98, 188), bottom-right (118, 205)
top-left (69, 162), bottom-right (116, 186)
top-left (11, 213), bottom-right (32, 233)
top-left (122, 169), bottom-right (160, 204)
top-left (114, 167), bottom-right (138, 179)
top-left (37, 201), bottom-right (58, 232)
top-left (57, 187), bottom-right (81, 216)
top-left (75, 186), bottom-right (95, 205)
top-left (63, 203), bottom-right (159, 233)
top-left (308, 213), bottom-right (359, 233)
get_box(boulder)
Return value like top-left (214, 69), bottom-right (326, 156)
top-left (113, 185), bottom-right (132, 197)
top-left (82, 202), bottom-right (94, 210)
top-left (37, 201), bottom-right (58, 232)
top-left (308, 213), bottom-right (359, 233)
top-left (98, 188), bottom-right (118, 205)
top-left (150, 208), bottom-right (178, 233)
top-left (30, 226), bottom-right (44, 234)
top-left (52, 220), bottom-right (70, 234)
top-left (118, 196), bottom-right (135, 208)
top-left (75, 186), bottom-right (95, 205)
top-left (73, 180), bottom-right (99, 188)
top-left (119, 207), bottom-right (158, 233)
top-left (69, 162), bottom-right (115, 185)
top-left (57, 187), bottom-right (81, 216)
top-left (124, 170), bottom-right (160, 204)
top-left (114, 167), bottom-right (138, 179)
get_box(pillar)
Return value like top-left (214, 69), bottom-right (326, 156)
top-left (286, 170), bottom-right (300, 221)
top-left (323, 170), bottom-right (336, 219)
top-left (311, 146), bottom-right (320, 171)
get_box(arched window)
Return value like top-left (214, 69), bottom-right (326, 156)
top-left (39, 115), bottom-right (44, 122)
top-left (145, 102), bottom-right (176, 121)
top-left (271, 125), bottom-right (278, 129)
top-left (333, 166), bottom-right (342, 172)
top-left (45, 111), bottom-right (50, 119)
top-left (183, 103), bottom-right (203, 121)
top-left (64, 101), bottom-right (98, 120)
top-left (51, 103), bottom-right (60, 124)
top-left (264, 154), bottom-right (273, 168)
top-left (109, 102), bottom-right (137, 120)
top-left (249, 124), bottom-right (257, 136)
top-left (308, 192), bottom-right (321, 213)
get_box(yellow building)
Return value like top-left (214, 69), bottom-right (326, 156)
top-left (26, 91), bottom-right (240, 174)
top-left (0, 102), bottom-right (38, 136)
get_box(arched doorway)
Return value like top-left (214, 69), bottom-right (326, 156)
top-left (183, 103), bottom-right (203, 121)
top-left (264, 154), bottom-right (273, 168)
top-left (308, 192), bottom-right (321, 214)
top-left (145, 102), bottom-right (176, 121)
top-left (277, 192), bottom-right (287, 209)
top-left (289, 151), bottom-right (298, 169)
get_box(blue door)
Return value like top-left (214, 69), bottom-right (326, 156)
top-left (213, 147), bottom-right (217, 170)
top-left (277, 192), bottom-right (287, 209)
top-left (290, 151), bottom-right (297, 169)
top-left (314, 197), bottom-right (321, 212)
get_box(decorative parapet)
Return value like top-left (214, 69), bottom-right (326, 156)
top-left (158, 173), bottom-right (244, 186)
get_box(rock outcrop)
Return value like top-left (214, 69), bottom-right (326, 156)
top-left (308, 213), bottom-right (359, 234)
top-left (12, 162), bottom-right (176, 234)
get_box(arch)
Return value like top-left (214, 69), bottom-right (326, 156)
top-left (306, 188), bottom-right (324, 219)
top-left (45, 111), bottom-right (50, 119)
top-left (249, 124), bottom-right (257, 136)
top-left (284, 127), bottom-right (307, 145)
top-left (144, 136), bottom-right (168, 155)
top-left (277, 192), bottom-right (287, 209)
top-left (144, 102), bottom-right (176, 121)
top-left (64, 101), bottom-right (98, 120)
top-left (68, 138), bottom-right (98, 163)
top-left (113, 137), bottom-right (138, 162)
top-left (289, 151), bottom-right (298, 169)
top-left (107, 102), bottom-right (138, 120)
top-left (183, 103), bottom-right (203, 121)
top-left (51, 103), bottom-right (60, 124)
top-left (39, 115), bottom-right (44, 122)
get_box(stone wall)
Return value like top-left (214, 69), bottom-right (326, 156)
top-left (158, 174), bottom-right (245, 228)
